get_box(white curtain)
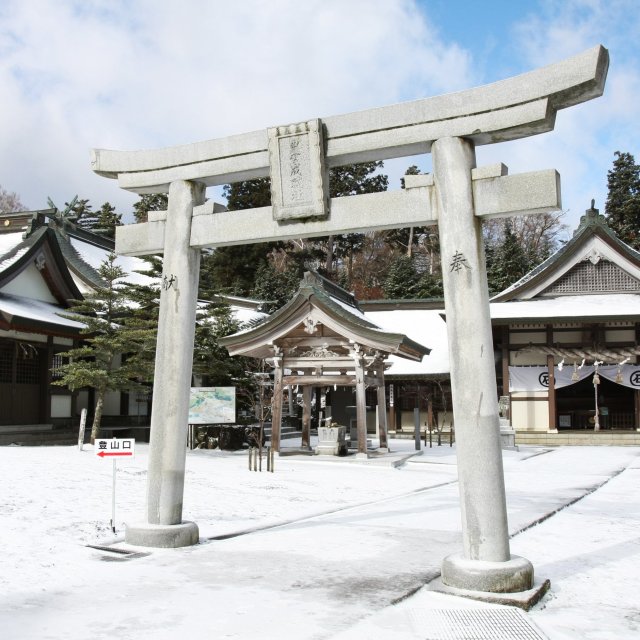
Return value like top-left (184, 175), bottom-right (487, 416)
top-left (598, 364), bottom-right (640, 389)
top-left (509, 363), bottom-right (640, 391)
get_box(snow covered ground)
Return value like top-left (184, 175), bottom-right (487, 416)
top-left (0, 440), bottom-right (638, 639)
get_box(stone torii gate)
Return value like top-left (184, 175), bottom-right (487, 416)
top-left (92, 46), bottom-right (608, 596)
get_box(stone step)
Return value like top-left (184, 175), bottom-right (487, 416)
top-left (515, 430), bottom-right (640, 446)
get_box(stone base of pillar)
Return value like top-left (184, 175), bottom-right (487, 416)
top-left (125, 521), bottom-right (199, 548)
top-left (354, 452), bottom-right (369, 460)
top-left (377, 447), bottom-right (389, 453)
top-left (428, 575), bottom-right (550, 611)
top-left (441, 553), bottom-right (534, 594)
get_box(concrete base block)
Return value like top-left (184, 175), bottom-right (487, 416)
top-left (441, 553), bottom-right (534, 594)
top-left (125, 521), bottom-right (199, 548)
top-left (377, 447), bottom-right (389, 453)
top-left (354, 452), bottom-right (369, 460)
top-left (428, 576), bottom-right (550, 611)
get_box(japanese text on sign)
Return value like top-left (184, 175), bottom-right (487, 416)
top-left (95, 438), bottom-right (135, 459)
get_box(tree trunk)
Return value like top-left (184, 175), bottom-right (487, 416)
top-left (90, 388), bottom-right (106, 445)
top-left (326, 235), bottom-right (335, 275)
top-left (407, 227), bottom-right (414, 257)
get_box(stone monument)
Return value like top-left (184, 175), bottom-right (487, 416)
top-left (91, 46), bottom-right (608, 595)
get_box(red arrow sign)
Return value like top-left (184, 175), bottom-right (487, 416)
top-left (97, 451), bottom-right (134, 457)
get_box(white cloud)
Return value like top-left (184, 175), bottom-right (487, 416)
top-left (0, 0), bottom-right (475, 216)
top-left (0, 0), bottom-right (636, 238)
top-left (484, 0), bottom-right (640, 229)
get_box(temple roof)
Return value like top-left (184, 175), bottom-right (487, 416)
top-left (220, 271), bottom-right (431, 361)
top-left (491, 201), bottom-right (640, 302)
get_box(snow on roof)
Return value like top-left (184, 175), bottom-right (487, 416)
top-left (70, 237), bottom-right (156, 286)
top-left (365, 308), bottom-right (450, 376)
top-left (490, 293), bottom-right (640, 320)
top-left (0, 246), bottom-right (29, 271)
top-left (362, 293), bottom-right (640, 376)
top-left (0, 292), bottom-right (85, 329)
top-left (0, 232), bottom-right (29, 271)
top-left (0, 231), bottom-right (23, 256)
top-left (330, 295), bottom-right (370, 321)
top-left (232, 305), bottom-right (267, 325)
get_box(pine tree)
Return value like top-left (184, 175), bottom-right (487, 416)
top-left (95, 202), bottom-right (122, 238)
top-left (390, 164), bottom-right (427, 257)
top-left (207, 178), bottom-right (278, 294)
top-left (250, 262), bottom-right (299, 313)
top-left (193, 301), bottom-right (249, 387)
top-left (605, 151), bottom-right (640, 247)
top-left (67, 198), bottom-right (98, 231)
top-left (133, 194), bottom-right (168, 224)
top-left (53, 254), bottom-right (155, 443)
top-left (416, 270), bottom-right (443, 298)
top-left (486, 220), bottom-right (530, 294)
top-left (119, 255), bottom-right (162, 380)
top-left (326, 161), bottom-right (388, 282)
top-left (382, 254), bottom-right (420, 299)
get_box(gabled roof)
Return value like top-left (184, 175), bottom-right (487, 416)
top-left (491, 202), bottom-right (640, 302)
top-left (0, 226), bottom-right (83, 304)
top-left (220, 271), bottom-right (431, 361)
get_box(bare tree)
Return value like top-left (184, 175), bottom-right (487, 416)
top-left (0, 185), bottom-right (24, 213)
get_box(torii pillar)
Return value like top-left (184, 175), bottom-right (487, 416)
top-left (92, 46), bottom-right (608, 596)
top-left (126, 180), bottom-right (204, 547)
top-left (433, 138), bottom-right (529, 591)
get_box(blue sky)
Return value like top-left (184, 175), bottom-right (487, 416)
top-left (0, 0), bottom-right (638, 232)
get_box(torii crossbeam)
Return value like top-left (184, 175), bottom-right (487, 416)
top-left (92, 46), bottom-right (608, 598)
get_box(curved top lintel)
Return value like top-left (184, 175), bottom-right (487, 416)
top-left (91, 45), bottom-right (608, 185)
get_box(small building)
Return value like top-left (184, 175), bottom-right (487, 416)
top-left (491, 203), bottom-right (640, 444)
top-left (0, 208), bottom-right (154, 443)
top-left (221, 272), bottom-right (431, 454)
top-left (361, 203), bottom-right (640, 445)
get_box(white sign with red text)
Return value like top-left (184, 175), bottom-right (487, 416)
top-left (95, 438), bottom-right (135, 460)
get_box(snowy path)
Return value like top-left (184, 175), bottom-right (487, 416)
top-left (0, 443), bottom-right (638, 639)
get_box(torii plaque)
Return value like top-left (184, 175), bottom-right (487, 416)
top-left (92, 46), bottom-right (608, 595)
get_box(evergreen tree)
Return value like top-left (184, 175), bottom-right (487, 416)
top-left (193, 301), bottom-right (250, 387)
top-left (119, 255), bottom-right (162, 379)
top-left (133, 193), bottom-right (168, 224)
top-left (325, 161), bottom-right (388, 282)
top-left (95, 202), bottom-right (122, 238)
top-left (416, 270), bottom-right (444, 298)
top-left (208, 178), bottom-right (278, 295)
top-left (67, 198), bottom-right (98, 231)
top-left (53, 254), bottom-right (155, 443)
top-left (224, 177), bottom-right (271, 210)
top-left (605, 151), bottom-right (640, 247)
top-left (382, 255), bottom-right (420, 298)
top-left (389, 165), bottom-right (428, 257)
top-left (486, 220), bottom-right (530, 294)
top-left (250, 262), bottom-right (299, 313)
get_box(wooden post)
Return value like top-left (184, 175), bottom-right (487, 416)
top-left (353, 351), bottom-right (367, 455)
top-left (302, 385), bottom-right (312, 449)
top-left (501, 326), bottom-right (510, 397)
top-left (376, 364), bottom-right (389, 451)
top-left (388, 383), bottom-right (396, 433)
top-left (271, 354), bottom-right (284, 453)
top-left (547, 353), bottom-right (557, 431)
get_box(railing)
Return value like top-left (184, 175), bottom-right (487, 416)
top-left (561, 411), bottom-right (636, 430)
